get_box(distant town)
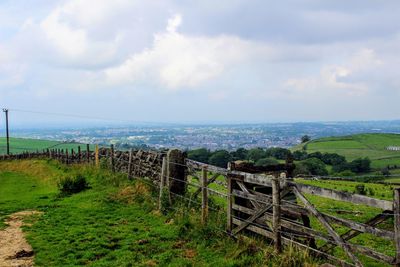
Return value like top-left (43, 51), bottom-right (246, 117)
top-left (9, 120), bottom-right (400, 151)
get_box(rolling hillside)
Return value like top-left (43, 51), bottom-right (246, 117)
top-left (0, 137), bottom-right (93, 155)
top-left (293, 133), bottom-right (400, 169)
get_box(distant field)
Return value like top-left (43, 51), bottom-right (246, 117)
top-left (0, 137), bottom-right (94, 155)
top-left (293, 133), bottom-right (400, 170)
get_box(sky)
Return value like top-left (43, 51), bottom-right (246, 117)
top-left (0, 0), bottom-right (400, 126)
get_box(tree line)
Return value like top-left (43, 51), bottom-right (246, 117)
top-left (187, 147), bottom-right (371, 176)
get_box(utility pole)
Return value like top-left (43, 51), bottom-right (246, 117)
top-left (2, 109), bottom-right (9, 155)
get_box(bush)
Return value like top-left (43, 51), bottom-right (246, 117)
top-left (367, 187), bottom-right (375, 196)
top-left (348, 157), bottom-right (371, 173)
top-left (209, 150), bottom-right (232, 168)
top-left (293, 150), bottom-right (308, 161)
top-left (301, 135), bottom-right (311, 143)
top-left (354, 184), bottom-right (366, 195)
top-left (58, 174), bottom-right (90, 195)
top-left (381, 167), bottom-right (391, 176)
top-left (265, 147), bottom-right (292, 160)
top-left (255, 157), bottom-right (279, 167)
top-left (295, 158), bottom-right (328, 176)
top-left (187, 148), bottom-right (211, 163)
top-left (246, 148), bottom-right (266, 162)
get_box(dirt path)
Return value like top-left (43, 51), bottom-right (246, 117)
top-left (0, 211), bottom-right (42, 267)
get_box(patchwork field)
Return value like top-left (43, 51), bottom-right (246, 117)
top-left (0, 137), bottom-right (94, 155)
top-left (293, 133), bottom-right (400, 170)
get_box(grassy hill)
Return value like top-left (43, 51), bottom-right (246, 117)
top-left (0, 137), bottom-right (93, 155)
top-left (293, 133), bottom-right (400, 170)
top-left (0, 160), bottom-right (317, 266)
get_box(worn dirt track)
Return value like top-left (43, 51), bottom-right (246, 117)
top-left (0, 211), bottom-right (42, 267)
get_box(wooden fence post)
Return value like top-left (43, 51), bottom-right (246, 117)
top-left (201, 166), bottom-right (208, 225)
top-left (65, 149), bottom-right (69, 165)
top-left (86, 144), bottom-right (90, 163)
top-left (71, 149), bottom-right (74, 163)
top-left (394, 188), bottom-right (400, 267)
top-left (127, 149), bottom-right (133, 179)
top-left (110, 144), bottom-right (115, 173)
top-left (272, 175), bottom-right (282, 253)
top-left (159, 157), bottom-right (167, 211)
top-left (78, 146), bottom-right (81, 163)
top-left (166, 149), bottom-right (186, 197)
top-left (95, 145), bottom-right (99, 167)
top-left (227, 163), bottom-right (233, 233)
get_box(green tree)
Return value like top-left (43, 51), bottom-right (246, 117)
top-left (321, 153), bottom-right (346, 165)
top-left (348, 157), bottom-right (371, 173)
top-left (187, 148), bottom-right (211, 163)
top-left (293, 150), bottom-right (308, 161)
top-left (265, 147), bottom-right (291, 160)
top-left (381, 167), bottom-right (390, 176)
top-left (295, 158), bottom-right (328, 176)
top-left (301, 135), bottom-right (311, 143)
top-left (230, 148), bottom-right (248, 161)
top-left (209, 150), bottom-right (232, 168)
top-left (255, 157), bottom-right (279, 167)
top-left (246, 148), bottom-right (266, 162)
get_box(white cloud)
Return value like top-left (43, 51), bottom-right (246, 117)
top-left (0, 43), bottom-right (25, 87)
top-left (166, 14), bottom-right (182, 33)
top-left (41, 8), bottom-right (88, 58)
top-left (34, 0), bottom-right (134, 67)
top-left (105, 14), bottom-right (272, 90)
top-left (284, 48), bottom-right (383, 97)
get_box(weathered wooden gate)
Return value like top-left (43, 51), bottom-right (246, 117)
top-left (227, 172), bottom-right (399, 267)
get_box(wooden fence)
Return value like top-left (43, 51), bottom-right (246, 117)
top-left (1, 147), bottom-right (400, 266)
top-left (186, 159), bottom-right (400, 267)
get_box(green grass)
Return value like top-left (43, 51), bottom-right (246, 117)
top-left (295, 178), bottom-right (397, 267)
top-left (0, 137), bottom-right (94, 155)
top-left (293, 133), bottom-right (400, 170)
top-left (0, 160), bottom-right (318, 267)
top-left (296, 178), bottom-right (396, 200)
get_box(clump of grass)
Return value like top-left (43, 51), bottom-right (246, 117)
top-left (107, 181), bottom-right (153, 204)
top-left (58, 174), bottom-right (90, 195)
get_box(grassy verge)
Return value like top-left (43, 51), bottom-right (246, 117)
top-left (0, 160), bottom-right (318, 266)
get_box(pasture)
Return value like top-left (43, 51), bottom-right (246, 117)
top-left (294, 133), bottom-right (400, 170)
top-left (0, 137), bottom-right (94, 155)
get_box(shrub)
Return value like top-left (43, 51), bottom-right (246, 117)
top-left (381, 167), bottom-right (390, 176)
top-left (293, 150), bottom-right (308, 161)
top-left (209, 150), bottom-right (232, 168)
top-left (58, 174), bottom-right (90, 195)
top-left (367, 187), bottom-right (375, 196)
top-left (348, 157), bottom-right (371, 173)
top-left (354, 184), bottom-right (366, 195)
top-left (187, 148), bottom-right (211, 163)
top-left (265, 147), bottom-right (292, 160)
top-left (255, 157), bottom-right (279, 167)
top-left (301, 135), bottom-right (311, 143)
top-left (246, 148), bottom-right (266, 162)
top-left (295, 158), bottom-right (328, 176)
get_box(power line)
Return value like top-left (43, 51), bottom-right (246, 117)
top-left (5, 107), bottom-right (163, 125)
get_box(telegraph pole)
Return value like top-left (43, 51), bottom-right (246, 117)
top-left (2, 109), bottom-right (9, 155)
